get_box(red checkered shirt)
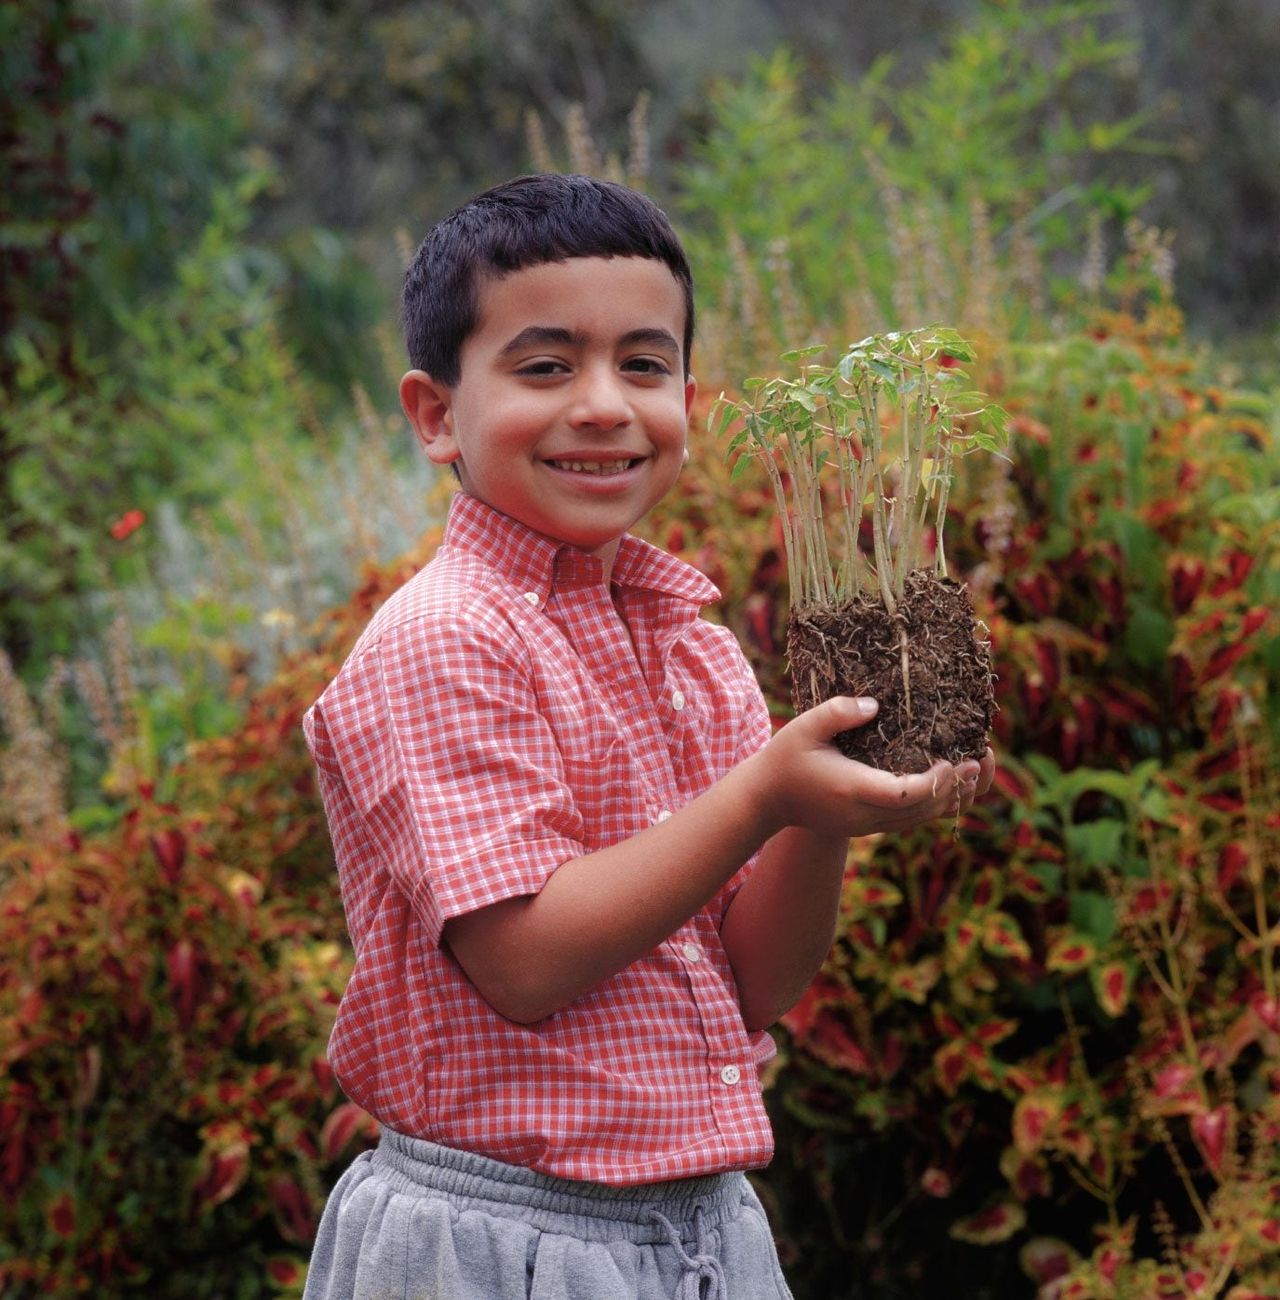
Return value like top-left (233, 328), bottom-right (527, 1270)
top-left (303, 492), bottom-right (777, 1185)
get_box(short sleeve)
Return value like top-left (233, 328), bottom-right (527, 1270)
top-left (316, 605), bottom-right (586, 946)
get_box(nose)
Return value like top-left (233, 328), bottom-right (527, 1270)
top-left (568, 364), bottom-right (632, 430)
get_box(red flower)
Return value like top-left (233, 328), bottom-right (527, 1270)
top-left (110, 508), bottom-right (146, 540)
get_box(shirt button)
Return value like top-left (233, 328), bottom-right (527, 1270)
top-left (522, 591), bottom-right (540, 606)
top-left (719, 1064), bottom-right (741, 1086)
top-left (671, 690), bottom-right (686, 711)
top-left (681, 942), bottom-right (702, 963)
top-left (656, 810), bottom-right (673, 823)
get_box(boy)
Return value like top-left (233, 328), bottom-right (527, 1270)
top-left (302, 173), bottom-right (993, 1300)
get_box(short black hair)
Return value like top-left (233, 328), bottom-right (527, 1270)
top-left (401, 173), bottom-right (695, 386)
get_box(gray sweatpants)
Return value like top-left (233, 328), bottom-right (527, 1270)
top-left (302, 1128), bottom-right (794, 1300)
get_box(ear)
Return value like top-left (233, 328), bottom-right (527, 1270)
top-left (684, 375), bottom-right (697, 421)
top-left (400, 369), bottom-right (460, 466)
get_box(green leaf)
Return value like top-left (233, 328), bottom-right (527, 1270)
top-left (1068, 891), bottom-right (1117, 945)
top-left (1023, 752), bottom-right (1064, 789)
top-left (1028, 862), bottom-right (1065, 895)
top-left (1123, 602), bottom-right (1174, 669)
top-left (1059, 766), bottom-right (1152, 805)
top-left (1063, 819), bottom-right (1125, 869)
top-left (730, 455), bottom-right (756, 483)
top-left (1213, 488), bottom-right (1280, 527)
top-left (1103, 510), bottom-right (1161, 573)
top-left (710, 400), bottom-right (739, 438)
top-left (780, 344), bottom-right (828, 362)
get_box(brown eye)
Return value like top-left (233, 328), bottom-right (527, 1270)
top-left (624, 357), bottom-right (671, 375)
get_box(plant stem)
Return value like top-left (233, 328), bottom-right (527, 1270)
top-left (862, 387), bottom-right (898, 617)
top-left (751, 415), bottom-right (803, 606)
top-left (832, 425), bottom-right (863, 601)
top-left (933, 430), bottom-right (956, 580)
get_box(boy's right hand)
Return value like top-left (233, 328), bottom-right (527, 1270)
top-left (748, 696), bottom-right (988, 840)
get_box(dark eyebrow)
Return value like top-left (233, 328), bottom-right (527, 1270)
top-left (498, 327), bottom-right (584, 356)
top-left (497, 326), bottom-right (681, 358)
top-left (619, 328), bottom-right (681, 357)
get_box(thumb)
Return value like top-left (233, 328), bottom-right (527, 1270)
top-left (803, 694), bottom-right (878, 740)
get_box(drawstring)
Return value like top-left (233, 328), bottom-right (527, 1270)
top-left (648, 1205), bottom-right (727, 1300)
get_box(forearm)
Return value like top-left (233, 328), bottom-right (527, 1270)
top-left (719, 826), bottom-right (850, 1032)
top-left (443, 750), bottom-right (782, 1023)
top-left (444, 696), bottom-right (989, 1026)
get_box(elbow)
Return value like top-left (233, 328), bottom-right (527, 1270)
top-left (459, 959), bottom-right (563, 1026)
top-left (738, 995), bottom-right (784, 1036)
top-left (443, 903), bottom-right (566, 1024)
top-left (489, 986), bottom-right (559, 1026)
top-left (736, 962), bottom-right (827, 1035)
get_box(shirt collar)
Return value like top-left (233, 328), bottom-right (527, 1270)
top-left (441, 492), bottom-right (721, 608)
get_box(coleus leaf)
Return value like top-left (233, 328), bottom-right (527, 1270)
top-left (1013, 1090), bottom-right (1063, 1155)
top-left (949, 1199), bottom-right (1027, 1244)
top-left (982, 911), bottom-right (1032, 962)
top-left (1046, 932), bottom-right (1097, 975)
top-left (1092, 961), bottom-right (1133, 1017)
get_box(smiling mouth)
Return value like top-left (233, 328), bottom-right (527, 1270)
top-left (546, 458), bottom-right (642, 476)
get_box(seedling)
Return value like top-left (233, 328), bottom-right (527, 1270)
top-left (712, 326), bottom-right (1008, 773)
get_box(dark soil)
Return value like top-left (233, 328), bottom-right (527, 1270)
top-left (787, 569), bottom-right (995, 774)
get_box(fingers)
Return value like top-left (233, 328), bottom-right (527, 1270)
top-left (866, 759), bottom-right (978, 824)
top-left (977, 748), bottom-right (996, 796)
top-left (780, 699), bottom-right (1000, 834)
top-left (801, 694), bottom-right (879, 739)
top-left (856, 761), bottom-right (956, 812)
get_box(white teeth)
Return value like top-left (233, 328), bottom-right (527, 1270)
top-left (550, 459), bottom-right (635, 475)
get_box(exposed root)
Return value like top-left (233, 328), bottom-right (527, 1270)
top-left (787, 570), bottom-right (995, 775)
top-left (897, 619), bottom-right (913, 722)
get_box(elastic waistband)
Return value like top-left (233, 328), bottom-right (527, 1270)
top-left (372, 1128), bottom-right (748, 1244)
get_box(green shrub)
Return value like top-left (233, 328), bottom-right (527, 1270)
top-left (678, 0), bottom-right (1160, 371)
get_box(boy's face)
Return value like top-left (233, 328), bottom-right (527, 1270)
top-left (401, 256), bottom-right (695, 581)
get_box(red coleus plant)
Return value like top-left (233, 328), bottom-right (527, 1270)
top-left (704, 295), bottom-right (1277, 1297)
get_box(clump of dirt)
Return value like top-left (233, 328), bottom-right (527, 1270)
top-left (787, 569), bottom-right (995, 775)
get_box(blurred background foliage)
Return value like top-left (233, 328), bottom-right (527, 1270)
top-left (2, 0), bottom-right (1279, 1294)
top-left (3, 0), bottom-right (1278, 680)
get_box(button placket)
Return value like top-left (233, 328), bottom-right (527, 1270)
top-left (578, 585), bottom-right (674, 803)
